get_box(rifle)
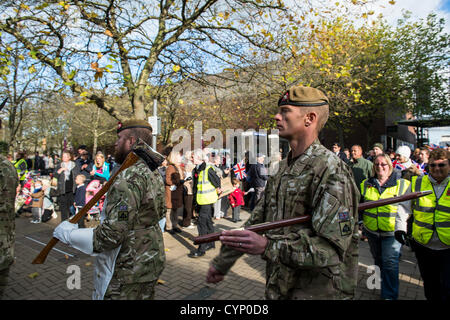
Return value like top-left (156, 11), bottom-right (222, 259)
top-left (193, 190), bottom-right (432, 245)
top-left (31, 152), bottom-right (140, 264)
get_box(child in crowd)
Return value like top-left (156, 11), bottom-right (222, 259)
top-left (72, 174), bottom-right (87, 217)
top-left (30, 180), bottom-right (44, 223)
top-left (228, 178), bottom-right (251, 223)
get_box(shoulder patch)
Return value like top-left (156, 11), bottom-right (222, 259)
top-left (339, 221), bottom-right (352, 236)
top-left (338, 211), bottom-right (349, 221)
top-left (117, 201), bottom-right (129, 221)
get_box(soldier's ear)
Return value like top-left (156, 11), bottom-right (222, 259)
top-left (304, 112), bottom-right (317, 127)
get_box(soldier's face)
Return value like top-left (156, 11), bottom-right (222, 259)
top-left (114, 130), bottom-right (134, 164)
top-left (274, 105), bottom-right (305, 139)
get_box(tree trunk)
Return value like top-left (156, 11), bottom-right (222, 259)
top-left (92, 108), bottom-right (101, 154)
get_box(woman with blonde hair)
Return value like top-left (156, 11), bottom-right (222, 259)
top-left (360, 153), bottom-right (411, 300)
top-left (165, 150), bottom-right (184, 234)
top-left (90, 152), bottom-right (110, 183)
top-left (181, 150), bottom-right (195, 228)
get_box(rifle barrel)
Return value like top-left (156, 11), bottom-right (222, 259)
top-left (193, 190), bottom-right (432, 245)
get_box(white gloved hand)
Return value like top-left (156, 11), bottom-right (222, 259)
top-left (69, 228), bottom-right (94, 255)
top-left (53, 221), bottom-right (78, 244)
top-left (247, 188), bottom-right (255, 193)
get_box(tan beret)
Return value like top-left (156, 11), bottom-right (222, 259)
top-left (278, 85), bottom-right (329, 107)
top-left (117, 119), bottom-right (153, 133)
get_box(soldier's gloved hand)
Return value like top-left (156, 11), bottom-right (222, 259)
top-left (394, 231), bottom-right (407, 245)
top-left (54, 221), bottom-right (78, 244)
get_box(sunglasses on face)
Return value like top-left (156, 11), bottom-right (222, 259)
top-left (374, 163), bottom-right (388, 167)
top-left (429, 163), bottom-right (448, 168)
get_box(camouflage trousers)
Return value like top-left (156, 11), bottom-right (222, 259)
top-left (0, 267), bottom-right (10, 299)
top-left (103, 278), bottom-right (157, 300)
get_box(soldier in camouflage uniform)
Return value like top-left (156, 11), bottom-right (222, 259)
top-left (54, 119), bottom-right (166, 300)
top-left (0, 154), bottom-right (19, 298)
top-left (206, 85), bottom-right (360, 299)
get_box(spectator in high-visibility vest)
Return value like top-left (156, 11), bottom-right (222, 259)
top-left (360, 153), bottom-right (410, 300)
top-left (13, 151), bottom-right (28, 186)
top-left (188, 149), bottom-right (221, 258)
top-left (395, 148), bottom-right (450, 301)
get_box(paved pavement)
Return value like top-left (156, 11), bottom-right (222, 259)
top-left (2, 208), bottom-right (425, 300)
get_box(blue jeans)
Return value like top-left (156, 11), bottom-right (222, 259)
top-left (366, 232), bottom-right (402, 300)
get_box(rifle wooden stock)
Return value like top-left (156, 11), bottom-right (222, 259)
top-left (193, 190), bottom-right (432, 245)
top-left (31, 152), bottom-right (140, 264)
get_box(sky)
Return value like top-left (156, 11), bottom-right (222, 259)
top-left (369, 0), bottom-right (450, 144)
top-left (369, 0), bottom-right (450, 32)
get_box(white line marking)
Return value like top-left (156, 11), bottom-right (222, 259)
top-left (24, 236), bottom-right (75, 257)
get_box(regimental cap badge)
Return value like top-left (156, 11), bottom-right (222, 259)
top-left (279, 91), bottom-right (289, 104)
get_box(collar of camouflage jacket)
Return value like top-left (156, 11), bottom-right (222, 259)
top-left (286, 139), bottom-right (321, 166)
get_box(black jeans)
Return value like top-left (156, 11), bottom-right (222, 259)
top-left (411, 240), bottom-right (450, 301)
top-left (196, 204), bottom-right (215, 252)
top-left (58, 192), bottom-right (74, 222)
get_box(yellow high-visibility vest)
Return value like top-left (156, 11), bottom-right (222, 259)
top-left (196, 165), bottom-right (218, 205)
top-left (411, 176), bottom-right (450, 245)
top-left (14, 158), bottom-right (28, 181)
top-left (361, 178), bottom-right (410, 232)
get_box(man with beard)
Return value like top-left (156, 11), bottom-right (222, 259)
top-left (53, 119), bottom-right (166, 300)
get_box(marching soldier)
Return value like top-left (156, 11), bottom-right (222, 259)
top-left (206, 85), bottom-right (360, 299)
top-left (53, 119), bottom-right (166, 300)
top-left (0, 154), bottom-right (19, 298)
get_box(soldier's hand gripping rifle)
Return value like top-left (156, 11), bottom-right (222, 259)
top-left (31, 151), bottom-right (140, 264)
top-left (193, 190), bottom-right (432, 245)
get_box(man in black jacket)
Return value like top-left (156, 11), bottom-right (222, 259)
top-left (248, 153), bottom-right (268, 211)
top-left (332, 142), bottom-right (349, 164)
top-left (75, 151), bottom-right (93, 184)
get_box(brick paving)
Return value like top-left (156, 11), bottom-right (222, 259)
top-left (2, 208), bottom-right (425, 300)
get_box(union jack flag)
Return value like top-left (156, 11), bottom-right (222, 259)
top-left (233, 161), bottom-right (247, 180)
top-left (393, 160), bottom-right (406, 171)
top-left (429, 143), bottom-right (439, 150)
top-left (393, 160), bottom-right (420, 171)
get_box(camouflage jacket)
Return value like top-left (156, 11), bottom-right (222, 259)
top-left (211, 139), bottom-right (360, 300)
top-left (93, 140), bottom-right (166, 284)
top-left (0, 155), bottom-right (19, 270)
